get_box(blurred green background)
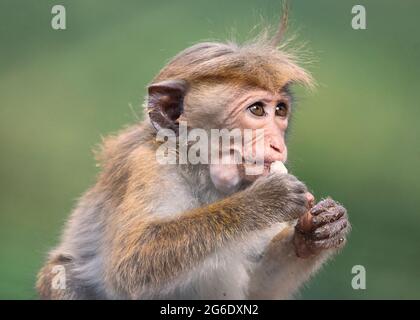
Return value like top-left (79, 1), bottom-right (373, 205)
top-left (0, 0), bottom-right (419, 299)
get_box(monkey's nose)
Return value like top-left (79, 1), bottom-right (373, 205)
top-left (270, 143), bottom-right (281, 153)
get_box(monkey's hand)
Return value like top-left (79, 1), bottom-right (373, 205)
top-left (293, 198), bottom-right (350, 258)
top-left (249, 173), bottom-right (310, 222)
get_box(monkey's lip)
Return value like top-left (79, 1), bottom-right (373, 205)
top-left (263, 159), bottom-right (282, 168)
top-left (263, 161), bottom-right (272, 170)
top-left (241, 159), bottom-right (283, 177)
top-left (241, 157), bottom-right (279, 165)
top-left (241, 159), bottom-right (278, 168)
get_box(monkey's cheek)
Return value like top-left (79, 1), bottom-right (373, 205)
top-left (209, 164), bottom-right (241, 194)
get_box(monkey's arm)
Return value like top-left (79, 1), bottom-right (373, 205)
top-left (247, 198), bottom-right (350, 299)
top-left (247, 226), bottom-right (330, 299)
top-left (106, 174), bottom-right (308, 298)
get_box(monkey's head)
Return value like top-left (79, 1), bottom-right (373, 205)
top-left (146, 30), bottom-right (313, 194)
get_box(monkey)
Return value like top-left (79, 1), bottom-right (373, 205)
top-left (36, 19), bottom-right (350, 300)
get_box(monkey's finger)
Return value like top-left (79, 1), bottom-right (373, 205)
top-left (312, 218), bottom-right (348, 240)
top-left (310, 198), bottom-right (336, 216)
top-left (306, 192), bottom-right (315, 209)
top-left (311, 234), bottom-right (347, 250)
top-left (311, 206), bottom-right (346, 227)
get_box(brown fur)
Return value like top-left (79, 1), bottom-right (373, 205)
top-left (153, 39), bottom-right (312, 93)
top-left (36, 16), bottom-right (343, 300)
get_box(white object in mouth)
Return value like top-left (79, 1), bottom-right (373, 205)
top-left (270, 161), bottom-right (288, 174)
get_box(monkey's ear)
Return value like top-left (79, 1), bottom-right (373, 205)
top-left (147, 79), bottom-right (188, 132)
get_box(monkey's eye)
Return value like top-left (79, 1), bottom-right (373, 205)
top-left (275, 102), bottom-right (288, 117)
top-left (248, 102), bottom-right (266, 117)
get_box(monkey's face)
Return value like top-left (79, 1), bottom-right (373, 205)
top-left (147, 80), bottom-right (294, 194)
top-left (236, 88), bottom-right (290, 174)
top-left (209, 87), bottom-right (292, 193)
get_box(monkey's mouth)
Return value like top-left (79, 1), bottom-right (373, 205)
top-left (263, 161), bottom-right (276, 175)
top-left (239, 160), bottom-right (271, 179)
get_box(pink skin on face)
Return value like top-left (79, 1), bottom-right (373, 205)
top-left (210, 89), bottom-right (290, 192)
top-left (209, 88), bottom-right (315, 203)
